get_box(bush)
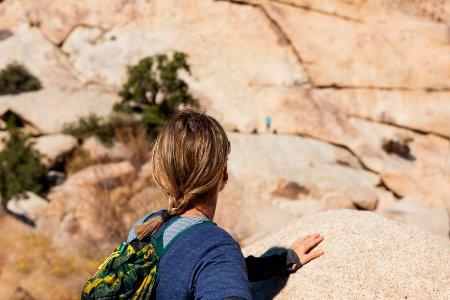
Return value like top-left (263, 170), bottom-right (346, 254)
top-left (63, 114), bottom-right (115, 147)
top-left (0, 62), bottom-right (42, 95)
top-left (63, 113), bottom-right (140, 147)
top-left (0, 128), bottom-right (49, 205)
top-left (65, 118), bottom-right (151, 174)
top-left (115, 52), bottom-right (199, 131)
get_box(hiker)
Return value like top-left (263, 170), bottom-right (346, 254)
top-left (265, 115), bottom-right (272, 133)
top-left (83, 109), bottom-right (324, 299)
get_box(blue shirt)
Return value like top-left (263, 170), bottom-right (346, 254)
top-left (126, 211), bottom-right (251, 300)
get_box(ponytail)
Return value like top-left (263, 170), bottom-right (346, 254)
top-left (135, 193), bottom-right (192, 240)
top-left (135, 211), bottom-right (169, 240)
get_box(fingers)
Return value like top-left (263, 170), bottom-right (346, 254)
top-left (303, 234), bottom-right (324, 252)
top-left (292, 233), bottom-right (317, 247)
top-left (290, 233), bottom-right (325, 266)
top-left (293, 234), bottom-right (311, 246)
top-left (301, 249), bottom-right (324, 265)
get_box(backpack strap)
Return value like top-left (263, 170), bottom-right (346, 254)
top-left (151, 219), bottom-right (215, 258)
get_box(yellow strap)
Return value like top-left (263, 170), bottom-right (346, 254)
top-left (94, 251), bottom-right (121, 277)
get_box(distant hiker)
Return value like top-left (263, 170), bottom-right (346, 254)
top-left (83, 110), bottom-right (324, 299)
top-left (265, 115), bottom-right (272, 133)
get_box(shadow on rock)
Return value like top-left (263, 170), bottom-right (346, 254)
top-left (250, 247), bottom-right (291, 300)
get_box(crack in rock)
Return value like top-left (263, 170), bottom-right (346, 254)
top-left (215, 0), bottom-right (313, 85)
top-left (314, 84), bottom-right (450, 93)
top-left (345, 113), bottom-right (449, 140)
top-left (269, 0), bottom-right (364, 23)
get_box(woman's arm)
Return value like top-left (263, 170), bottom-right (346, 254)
top-left (193, 242), bottom-right (252, 300)
top-left (246, 234), bottom-right (324, 282)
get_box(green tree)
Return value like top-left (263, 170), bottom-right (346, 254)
top-left (0, 62), bottom-right (42, 95)
top-left (0, 126), bottom-right (49, 206)
top-left (116, 52), bottom-right (198, 131)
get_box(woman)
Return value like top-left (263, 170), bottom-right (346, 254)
top-left (126, 109), bottom-right (324, 299)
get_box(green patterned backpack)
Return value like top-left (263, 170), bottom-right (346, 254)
top-left (81, 219), bottom-right (213, 300)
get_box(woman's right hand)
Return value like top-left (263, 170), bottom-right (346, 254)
top-left (290, 233), bottom-right (324, 266)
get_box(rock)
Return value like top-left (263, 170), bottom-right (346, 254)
top-left (314, 88), bottom-right (450, 138)
top-left (243, 210), bottom-right (450, 299)
top-left (273, 198), bottom-right (326, 218)
top-left (6, 191), bottom-right (48, 223)
top-left (109, 185), bottom-right (132, 207)
top-left (349, 187), bottom-right (378, 211)
top-left (0, 29), bottom-right (12, 41)
top-left (0, 204), bottom-right (108, 300)
top-left (379, 197), bottom-right (449, 239)
top-left (30, 0), bottom-right (130, 45)
top-left (61, 26), bottom-right (104, 57)
top-left (31, 134), bottom-right (78, 168)
top-left (0, 0), bottom-right (35, 31)
top-left (81, 136), bottom-right (130, 162)
top-left (262, 1), bottom-right (450, 89)
top-left (0, 88), bottom-right (117, 134)
top-left (271, 179), bottom-right (310, 200)
top-left (66, 161), bottom-right (136, 187)
top-left (221, 133), bottom-right (380, 244)
top-left (38, 165), bottom-right (163, 253)
top-left (138, 160), bottom-right (153, 182)
top-left (0, 109), bottom-right (41, 135)
top-left (379, 133), bottom-right (450, 210)
top-left (264, 91), bottom-right (450, 210)
top-left (128, 187), bottom-right (167, 217)
top-left (0, 27), bottom-right (80, 90)
top-left (58, 0), bottom-right (307, 88)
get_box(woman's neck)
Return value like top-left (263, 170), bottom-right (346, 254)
top-left (181, 190), bottom-right (218, 221)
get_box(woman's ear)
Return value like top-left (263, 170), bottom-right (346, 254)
top-left (222, 164), bottom-right (228, 183)
top-left (219, 163), bottom-right (228, 192)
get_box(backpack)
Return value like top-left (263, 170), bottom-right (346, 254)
top-left (81, 218), bottom-right (213, 300)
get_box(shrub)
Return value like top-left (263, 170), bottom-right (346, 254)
top-left (115, 52), bottom-right (199, 131)
top-left (63, 113), bottom-right (140, 147)
top-left (0, 62), bottom-right (42, 95)
top-left (63, 114), bottom-right (115, 147)
top-left (0, 128), bottom-right (49, 205)
top-left (64, 113), bottom-right (151, 173)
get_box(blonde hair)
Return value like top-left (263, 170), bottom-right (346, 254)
top-left (135, 109), bottom-right (230, 239)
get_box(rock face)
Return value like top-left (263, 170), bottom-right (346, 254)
top-left (31, 134), bottom-right (78, 168)
top-left (219, 133), bottom-right (385, 244)
top-left (262, 1), bottom-right (450, 89)
top-left (65, 161), bottom-right (135, 187)
top-left (6, 191), bottom-right (48, 222)
top-left (38, 161), bottom-right (166, 252)
top-left (81, 136), bottom-right (131, 162)
top-left (314, 89), bottom-right (450, 138)
top-left (0, 88), bottom-right (117, 134)
top-left (0, 27), bottom-right (79, 90)
top-left (378, 197), bottom-right (449, 239)
top-left (0, 0), bottom-right (448, 218)
top-left (243, 210), bottom-right (450, 299)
